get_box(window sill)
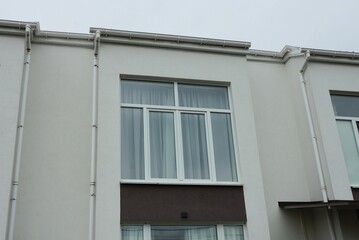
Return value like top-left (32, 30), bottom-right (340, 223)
top-left (120, 179), bottom-right (243, 186)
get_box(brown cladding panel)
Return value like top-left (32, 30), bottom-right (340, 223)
top-left (352, 188), bottom-right (359, 200)
top-left (121, 184), bottom-right (246, 223)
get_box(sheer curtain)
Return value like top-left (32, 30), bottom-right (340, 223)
top-left (121, 108), bottom-right (144, 179)
top-left (223, 226), bottom-right (244, 240)
top-left (122, 226), bottom-right (143, 240)
top-left (178, 84), bottom-right (229, 109)
top-left (336, 120), bottom-right (359, 185)
top-left (151, 226), bottom-right (216, 240)
top-left (181, 113), bottom-right (210, 179)
top-left (211, 113), bottom-right (237, 181)
top-left (122, 80), bottom-right (174, 106)
top-left (184, 226), bottom-right (217, 240)
top-left (150, 111), bottom-right (176, 178)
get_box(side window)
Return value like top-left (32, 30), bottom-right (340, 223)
top-left (331, 94), bottom-right (359, 185)
top-left (120, 80), bottom-right (238, 183)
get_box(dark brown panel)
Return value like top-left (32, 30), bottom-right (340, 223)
top-left (352, 188), bottom-right (359, 200)
top-left (121, 184), bottom-right (246, 223)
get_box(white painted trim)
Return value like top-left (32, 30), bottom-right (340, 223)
top-left (120, 180), bottom-right (243, 186)
top-left (121, 103), bottom-right (231, 113)
top-left (144, 107), bottom-right (150, 181)
top-left (206, 111), bottom-right (217, 182)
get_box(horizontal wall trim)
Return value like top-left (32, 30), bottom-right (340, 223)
top-left (100, 37), bottom-right (249, 56)
top-left (90, 28), bottom-right (251, 49)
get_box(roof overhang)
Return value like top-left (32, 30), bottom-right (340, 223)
top-left (279, 200), bottom-right (359, 210)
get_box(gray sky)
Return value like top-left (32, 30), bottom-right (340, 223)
top-left (1, 0), bottom-right (358, 52)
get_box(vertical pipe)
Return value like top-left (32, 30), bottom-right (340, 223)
top-left (6, 24), bottom-right (32, 240)
top-left (299, 51), bottom-right (337, 240)
top-left (89, 30), bottom-right (100, 240)
top-left (299, 51), bottom-right (328, 203)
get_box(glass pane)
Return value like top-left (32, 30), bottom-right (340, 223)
top-left (331, 94), bottom-right (359, 117)
top-left (121, 108), bottom-right (144, 179)
top-left (181, 113), bottom-right (210, 179)
top-left (224, 226), bottom-right (244, 240)
top-left (178, 84), bottom-right (229, 109)
top-left (150, 112), bottom-right (176, 178)
top-left (151, 226), bottom-right (217, 240)
top-left (121, 80), bottom-right (174, 106)
top-left (337, 120), bottom-right (359, 185)
top-left (122, 225), bottom-right (143, 240)
top-left (211, 113), bottom-right (237, 181)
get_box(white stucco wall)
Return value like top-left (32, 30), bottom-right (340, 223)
top-left (0, 35), bottom-right (26, 240)
top-left (96, 43), bottom-right (271, 240)
top-left (248, 59), bottom-right (311, 239)
top-left (305, 62), bottom-right (358, 200)
top-left (13, 44), bottom-right (93, 240)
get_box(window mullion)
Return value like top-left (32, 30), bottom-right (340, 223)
top-left (144, 107), bottom-right (150, 180)
top-left (176, 110), bottom-right (185, 181)
top-left (174, 82), bottom-right (179, 107)
top-left (206, 111), bottom-right (217, 182)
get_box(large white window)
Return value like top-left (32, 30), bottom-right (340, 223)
top-left (121, 80), bottom-right (238, 183)
top-left (121, 225), bottom-right (245, 240)
top-left (331, 94), bottom-right (359, 186)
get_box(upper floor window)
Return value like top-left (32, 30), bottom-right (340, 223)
top-left (121, 80), bottom-right (238, 183)
top-left (331, 94), bottom-right (359, 186)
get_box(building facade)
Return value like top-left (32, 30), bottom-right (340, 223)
top-left (1, 19), bottom-right (359, 240)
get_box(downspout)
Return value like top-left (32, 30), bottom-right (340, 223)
top-left (89, 30), bottom-right (100, 240)
top-left (299, 51), bottom-right (337, 240)
top-left (299, 50), bottom-right (328, 203)
top-left (6, 24), bottom-right (32, 240)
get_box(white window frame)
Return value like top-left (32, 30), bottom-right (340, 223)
top-left (335, 115), bottom-right (359, 188)
top-left (120, 80), bottom-right (241, 185)
top-left (120, 224), bottom-right (247, 240)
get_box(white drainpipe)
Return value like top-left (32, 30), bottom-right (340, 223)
top-left (6, 24), bottom-right (32, 240)
top-left (299, 51), bottom-right (337, 240)
top-left (89, 30), bottom-right (100, 240)
top-left (299, 50), bottom-right (328, 203)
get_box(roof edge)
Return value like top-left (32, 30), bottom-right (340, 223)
top-left (90, 27), bottom-right (251, 49)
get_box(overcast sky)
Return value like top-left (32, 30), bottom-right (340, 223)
top-left (1, 0), bottom-right (358, 52)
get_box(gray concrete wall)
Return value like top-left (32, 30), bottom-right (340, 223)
top-left (0, 35), bottom-right (26, 240)
top-left (13, 44), bottom-right (93, 240)
top-left (97, 43), bottom-right (271, 240)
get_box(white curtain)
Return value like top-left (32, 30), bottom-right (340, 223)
top-left (184, 226), bottom-right (216, 240)
top-left (151, 226), bottom-right (216, 240)
top-left (150, 111), bottom-right (176, 178)
top-left (223, 226), bottom-right (244, 240)
top-left (211, 113), bottom-right (237, 181)
top-left (121, 108), bottom-right (144, 179)
top-left (336, 120), bottom-right (359, 185)
top-left (122, 226), bottom-right (143, 240)
top-left (178, 84), bottom-right (229, 109)
top-left (181, 113), bottom-right (210, 179)
top-left (121, 80), bottom-right (174, 106)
